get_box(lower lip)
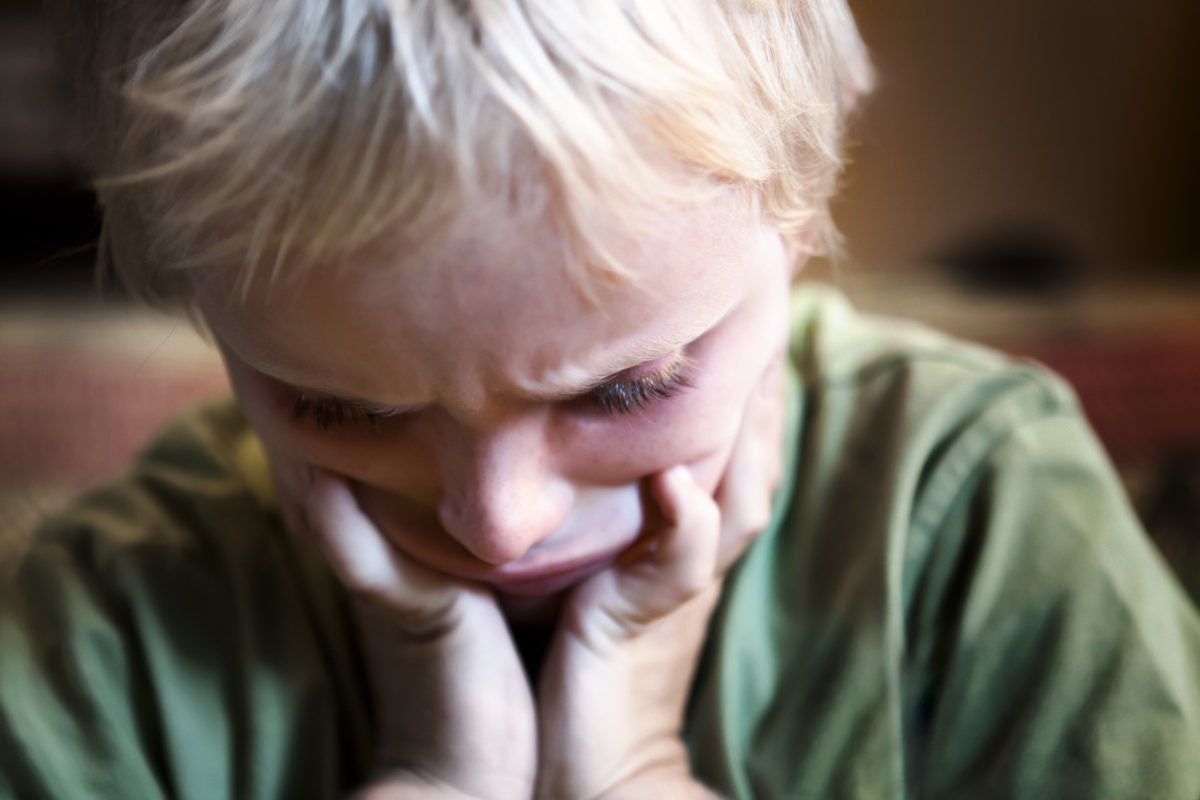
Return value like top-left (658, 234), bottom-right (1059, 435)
top-left (488, 555), bottom-right (620, 597)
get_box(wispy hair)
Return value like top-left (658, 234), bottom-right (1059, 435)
top-left (50, 0), bottom-right (873, 305)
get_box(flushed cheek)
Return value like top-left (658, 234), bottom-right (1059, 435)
top-left (565, 421), bottom-right (728, 490)
top-left (559, 380), bottom-right (747, 487)
top-left (224, 367), bottom-right (432, 491)
top-left (238, 399), bottom-right (425, 493)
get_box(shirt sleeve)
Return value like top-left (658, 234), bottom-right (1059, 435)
top-left (903, 392), bottom-right (1200, 799)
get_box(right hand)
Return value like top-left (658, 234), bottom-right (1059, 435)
top-left (292, 468), bottom-right (537, 800)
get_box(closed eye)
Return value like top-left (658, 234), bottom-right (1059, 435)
top-left (290, 393), bottom-right (415, 431)
top-left (585, 354), bottom-right (694, 416)
top-left (286, 353), bottom-right (696, 431)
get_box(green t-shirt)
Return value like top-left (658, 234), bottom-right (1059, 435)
top-left (3, 288), bottom-right (1199, 798)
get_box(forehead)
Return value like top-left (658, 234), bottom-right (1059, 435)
top-left (200, 195), bottom-right (768, 408)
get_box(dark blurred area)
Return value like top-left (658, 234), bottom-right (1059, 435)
top-left (1, 1), bottom-right (1198, 592)
top-left (0, 1), bottom-right (227, 549)
top-left (834, 0), bottom-right (1200, 597)
top-left (0, 0), bottom-right (99, 294)
top-left (5, 1), bottom-right (1198, 282)
top-left (841, 0), bottom-right (1200, 273)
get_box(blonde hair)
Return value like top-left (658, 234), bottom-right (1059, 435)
top-left (53, 0), bottom-right (872, 305)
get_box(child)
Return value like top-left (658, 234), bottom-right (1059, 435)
top-left (6, 0), bottom-right (1199, 797)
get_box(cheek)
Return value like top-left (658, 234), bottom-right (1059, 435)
top-left (558, 291), bottom-right (788, 491)
top-left (223, 351), bottom-right (428, 492)
top-left (219, 372), bottom-right (317, 511)
top-left (558, 372), bottom-right (750, 489)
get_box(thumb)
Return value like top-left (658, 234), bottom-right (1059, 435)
top-left (572, 466), bottom-right (721, 638)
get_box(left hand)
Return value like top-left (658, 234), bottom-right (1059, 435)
top-left (535, 353), bottom-right (787, 799)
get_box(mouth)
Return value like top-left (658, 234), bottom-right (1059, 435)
top-left (485, 547), bottom-right (626, 597)
top-left (350, 482), bottom-right (645, 597)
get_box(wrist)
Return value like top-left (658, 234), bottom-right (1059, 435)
top-left (537, 740), bottom-right (719, 800)
top-left (352, 772), bottom-right (511, 800)
top-left (594, 772), bottom-right (724, 800)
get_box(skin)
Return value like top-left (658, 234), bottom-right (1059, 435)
top-left (195, 191), bottom-right (797, 797)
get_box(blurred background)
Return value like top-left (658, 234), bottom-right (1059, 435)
top-left (832, 0), bottom-right (1200, 596)
top-left (1, 0), bottom-right (1198, 588)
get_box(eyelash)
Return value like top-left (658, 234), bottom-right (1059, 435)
top-left (289, 356), bottom-right (695, 431)
top-left (586, 356), bottom-right (694, 416)
top-left (291, 395), bottom-right (395, 431)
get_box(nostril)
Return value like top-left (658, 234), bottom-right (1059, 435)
top-left (460, 533), bottom-right (533, 566)
top-left (433, 415), bottom-right (571, 564)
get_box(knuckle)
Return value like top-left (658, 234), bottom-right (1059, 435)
top-left (746, 497), bottom-right (773, 534)
top-left (675, 569), bottom-right (713, 600)
top-left (342, 567), bottom-right (399, 603)
top-left (353, 586), bottom-right (463, 642)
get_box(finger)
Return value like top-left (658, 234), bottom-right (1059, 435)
top-left (305, 469), bottom-right (400, 589)
top-left (299, 479), bottom-right (534, 796)
top-left (713, 354), bottom-right (787, 572)
top-left (646, 465), bottom-right (721, 592)
top-left (590, 466), bottom-right (721, 629)
top-left (302, 468), bottom-right (461, 619)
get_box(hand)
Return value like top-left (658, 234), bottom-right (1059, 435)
top-left (535, 353), bottom-right (787, 799)
top-left (293, 470), bottom-right (537, 800)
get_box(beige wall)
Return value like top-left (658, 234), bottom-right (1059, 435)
top-left (837, 0), bottom-right (1200, 270)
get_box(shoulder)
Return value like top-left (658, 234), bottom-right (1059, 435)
top-left (7, 397), bottom-right (287, 601)
top-left (774, 286), bottom-right (1200, 796)
top-left (783, 285), bottom-right (1092, 561)
top-left (788, 284), bottom-right (1077, 438)
top-left (0, 398), bottom-right (367, 799)
top-left (783, 286), bottom-right (1198, 647)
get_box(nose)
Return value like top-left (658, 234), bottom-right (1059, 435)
top-left (434, 412), bottom-right (572, 565)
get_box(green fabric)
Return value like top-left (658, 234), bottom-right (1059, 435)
top-left (687, 288), bottom-right (1200, 797)
top-left (0, 404), bottom-right (373, 799)
top-left (3, 287), bottom-right (1199, 798)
